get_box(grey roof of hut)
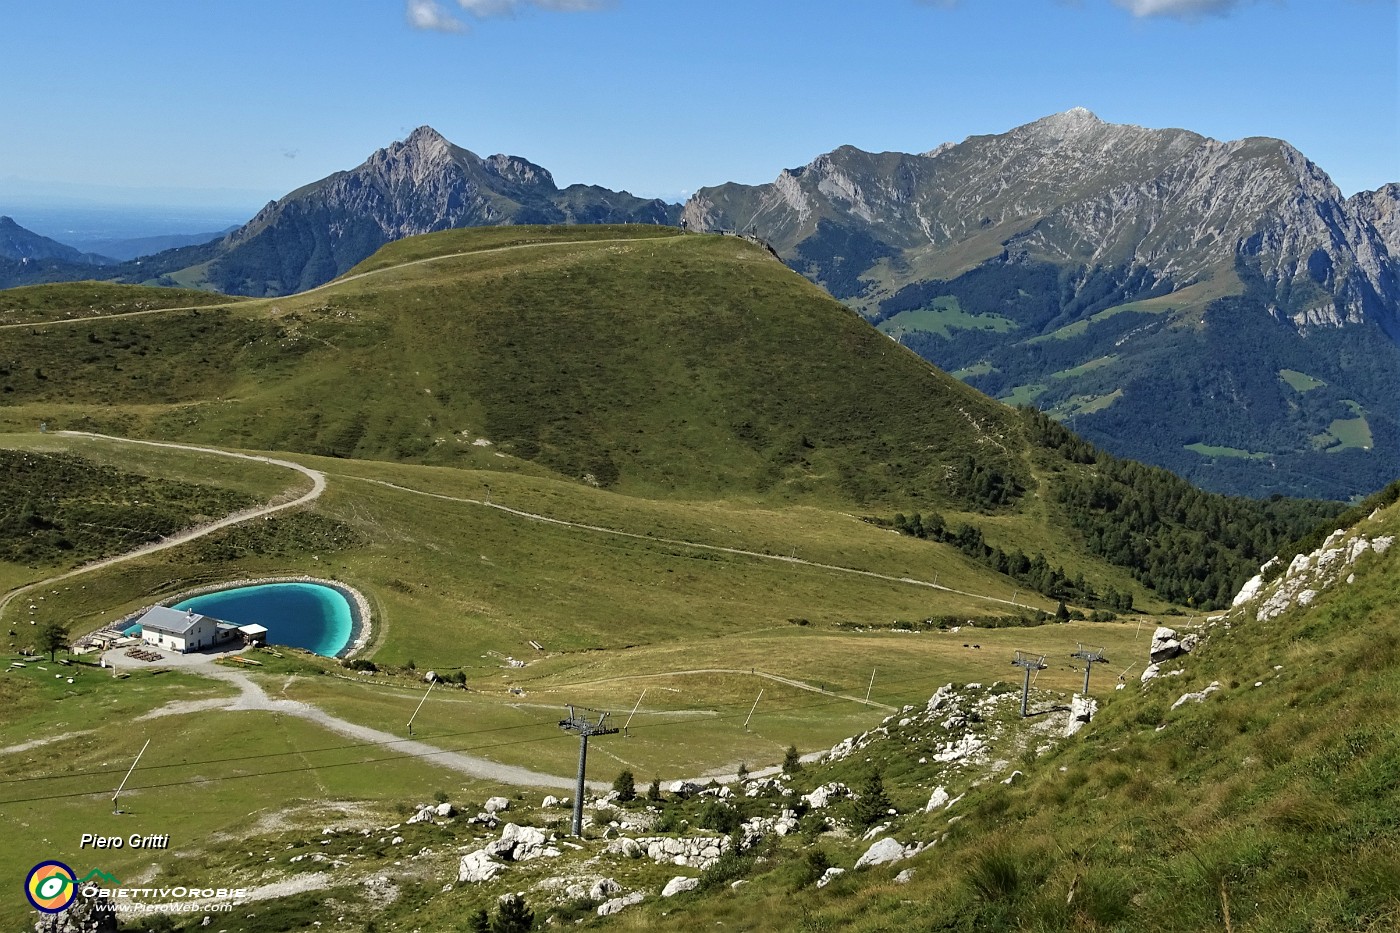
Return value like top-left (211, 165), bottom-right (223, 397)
top-left (137, 605), bottom-right (216, 636)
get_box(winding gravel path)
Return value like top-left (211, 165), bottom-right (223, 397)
top-left (346, 475), bottom-right (1032, 612)
top-left (0, 235), bottom-right (684, 331)
top-left (0, 432), bottom-right (324, 624)
top-left (130, 664), bottom-right (582, 790)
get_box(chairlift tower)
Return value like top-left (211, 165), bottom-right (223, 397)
top-left (1011, 650), bottom-right (1048, 718)
top-left (1070, 644), bottom-right (1108, 695)
top-left (558, 705), bottom-right (618, 837)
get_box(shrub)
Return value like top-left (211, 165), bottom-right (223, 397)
top-left (613, 769), bottom-right (636, 803)
top-left (800, 848), bottom-right (831, 888)
top-left (699, 801), bottom-right (740, 834)
top-left (490, 893), bottom-right (534, 933)
top-left (783, 745), bottom-right (803, 774)
top-left (852, 770), bottom-right (892, 828)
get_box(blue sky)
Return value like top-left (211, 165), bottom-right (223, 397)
top-left (1, 0), bottom-right (1396, 225)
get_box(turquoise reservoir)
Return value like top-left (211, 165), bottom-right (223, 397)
top-left (172, 582), bottom-right (355, 657)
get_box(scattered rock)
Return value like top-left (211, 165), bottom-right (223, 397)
top-left (605, 834), bottom-right (731, 870)
top-left (589, 878), bottom-right (621, 900)
top-left (895, 868), bottom-right (915, 884)
top-left (1067, 694), bottom-right (1098, 735)
top-left (486, 823), bottom-right (550, 862)
top-left (436, 802), bottom-right (455, 818)
top-left (662, 876), bottom-right (700, 897)
top-left (596, 891), bottom-right (644, 917)
top-left (802, 782), bottom-right (848, 809)
top-left (458, 850), bottom-right (502, 883)
top-left (925, 786), bottom-right (950, 812)
top-left (1150, 627), bottom-right (1185, 664)
top-left (1171, 682), bottom-right (1222, 710)
top-left (856, 837), bottom-right (914, 868)
top-left (484, 796), bottom-right (511, 814)
top-left (815, 867), bottom-right (846, 888)
top-left (33, 891), bottom-right (118, 933)
top-left (407, 805), bottom-right (437, 825)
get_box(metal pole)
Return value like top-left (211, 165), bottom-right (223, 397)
top-left (743, 689), bottom-right (764, 732)
top-left (1021, 667), bottom-right (1032, 718)
top-left (572, 733), bottom-right (588, 837)
top-left (113, 739), bottom-right (150, 812)
top-left (1083, 658), bottom-right (1093, 695)
top-left (865, 668), bottom-right (876, 704)
top-left (623, 689), bottom-right (647, 736)
top-left (408, 678), bottom-right (435, 735)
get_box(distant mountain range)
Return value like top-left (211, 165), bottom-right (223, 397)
top-left (1, 114), bottom-right (1396, 499)
top-left (683, 109), bottom-right (1400, 500)
top-left (78, 227), bottom-right (237, 262)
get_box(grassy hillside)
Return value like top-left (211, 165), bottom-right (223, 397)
top-left (0, 281), bottom-right (241, 326)
top-left (0, 227), bottom-right (1385, 932)
top-left (628, 498), bottom-right (1400, 932)
top-left (0, 227), bottom-right (1026, 512)
top-left (0, 226), bottom-right (1337, 611)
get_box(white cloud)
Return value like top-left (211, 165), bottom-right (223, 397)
top-left (407, 0), bottom-right (610, 31)
top-left (1112, 0), bottom-right (1257, 17)
top-left (455, 0), bottom-right (610, 17)
top-left (407, 0), bottom-right (467, 32)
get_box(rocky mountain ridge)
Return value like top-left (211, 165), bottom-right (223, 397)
top-left (198, 126), bottom-right (679, 295)
top-left (682, 110), bottom-right (1400, 499)
top-left (682, 109), bottom-right (1398, 329)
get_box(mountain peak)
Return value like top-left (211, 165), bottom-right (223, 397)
top-left (1026, 107), bottom-right (1104, 137)
top-left (396, 125), bottom-right (455, 164)
top-left (404, 125), bottom-right (449, 146)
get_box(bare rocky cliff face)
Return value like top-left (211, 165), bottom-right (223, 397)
top-left (207, 126), bottom-right (679, 296)
top-left (682, 109), bottom-right (1398, 328)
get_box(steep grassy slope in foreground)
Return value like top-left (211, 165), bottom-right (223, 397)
top-left (631, 499), bottom-right (1400, 931)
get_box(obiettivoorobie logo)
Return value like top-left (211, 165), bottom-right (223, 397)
top-left (24, 862), bottom-right (121, 914)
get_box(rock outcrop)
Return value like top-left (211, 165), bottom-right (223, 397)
top-left (856, 837), bottom-right (920, 869)
top-left (1234, 529), bottom-right (1394, 623)
top-left (605, 834), bottom-right (730, 869)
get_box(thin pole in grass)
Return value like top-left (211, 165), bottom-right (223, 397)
top-left (743, 689), bottom-right (764, 732)
top-left (112, 738), bottom-right (150, 813)
top-left (408, 677), bottom-right (435, 736)
top-left (623, 689), bottom-right (647, 737)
